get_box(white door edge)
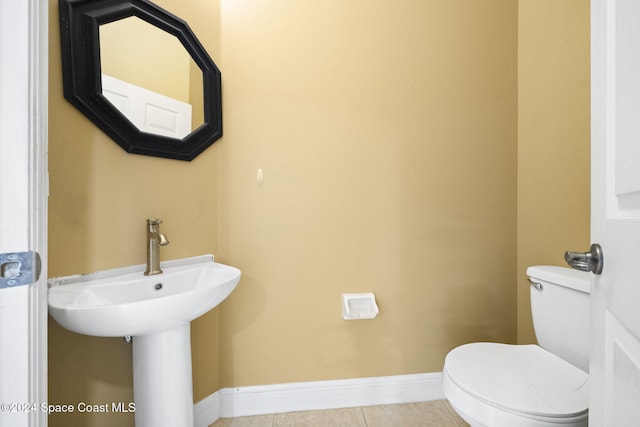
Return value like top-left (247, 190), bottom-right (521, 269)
top-left (0, 0), bottom-right (48, 425)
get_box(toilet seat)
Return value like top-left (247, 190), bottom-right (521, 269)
top-left (443, 343), bottom-right (589, 426)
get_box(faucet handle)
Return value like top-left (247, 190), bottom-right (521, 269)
top-left (147, 218), bottom-right (163, 225)
top-left (159, 234), bottom-right (170, 246)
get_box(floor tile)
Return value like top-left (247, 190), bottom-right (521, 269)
top-left (210, 414), bottom-right (274, 427)
top-left (209, 400), bottom-right (469, 427)
top-left (274, 407), bottom-right (366, 427)
top-left (441, 400), bottom-right (470, 427)
top-left (363, 401), bottom-right (463, 427)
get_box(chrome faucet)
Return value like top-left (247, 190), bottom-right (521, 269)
top-left (144, 219), bottom-right (170, 276)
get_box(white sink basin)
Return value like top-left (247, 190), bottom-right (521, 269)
top-left (48, 254), bottom-right (240, 427)
top-left (48, 254), bottom-right (240, 337)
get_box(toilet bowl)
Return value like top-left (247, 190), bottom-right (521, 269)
top-left (442, 266), bottom-right (591, 427)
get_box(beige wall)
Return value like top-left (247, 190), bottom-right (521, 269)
top-left (47, 0), bottom-right (589, 426)
top-left (516, 0), bottom-right (591, 344)
top-left (216, 0), bottom-right (517, 387)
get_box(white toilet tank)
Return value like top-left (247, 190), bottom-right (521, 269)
top-left (527, 266), bottom-right (591, 373)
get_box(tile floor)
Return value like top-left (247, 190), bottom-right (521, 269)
top-left (210, 400), bottom-right (469, 427)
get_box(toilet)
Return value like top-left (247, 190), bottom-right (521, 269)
top-left (442, 266), bottom-right (590, 427)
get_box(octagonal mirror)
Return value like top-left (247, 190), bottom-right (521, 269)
top-left (59, 0), bottom-right (222, 161)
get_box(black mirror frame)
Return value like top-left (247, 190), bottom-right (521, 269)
top-left (59, 0), bottom-right (222, 161)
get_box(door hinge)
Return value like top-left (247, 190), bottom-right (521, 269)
top-left (0, 251), bottom-right (42, 288)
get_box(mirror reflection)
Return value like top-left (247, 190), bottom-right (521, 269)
top-left (99, 17), bottom-right (204, 139)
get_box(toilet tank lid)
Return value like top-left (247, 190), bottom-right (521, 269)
top-left (527, 266), bottom-right (591, 294)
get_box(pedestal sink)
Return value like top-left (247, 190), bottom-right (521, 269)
top-left (48, 255), bottom-right (240, 427)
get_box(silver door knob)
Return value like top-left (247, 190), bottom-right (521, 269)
top-left (564, 243), bottom-right (604, 274)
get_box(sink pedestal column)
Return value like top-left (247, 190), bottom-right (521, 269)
top-left (132, 323), bottom-right (193, 427)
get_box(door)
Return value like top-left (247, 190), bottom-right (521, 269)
top-left (0, 1), bottom-right (48, 426)
top-left (590, 0), bottom-right (640, 424)
top-left (101, 74), bottom-right (193, 139)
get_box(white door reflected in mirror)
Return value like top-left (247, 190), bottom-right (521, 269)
top-left (102, 74), bottom-right (193, 139)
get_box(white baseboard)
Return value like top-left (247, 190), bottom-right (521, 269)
top-left (193, 372), bottom-right (444, 427)
top-left (194, 392), bottom-right (221, 427)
